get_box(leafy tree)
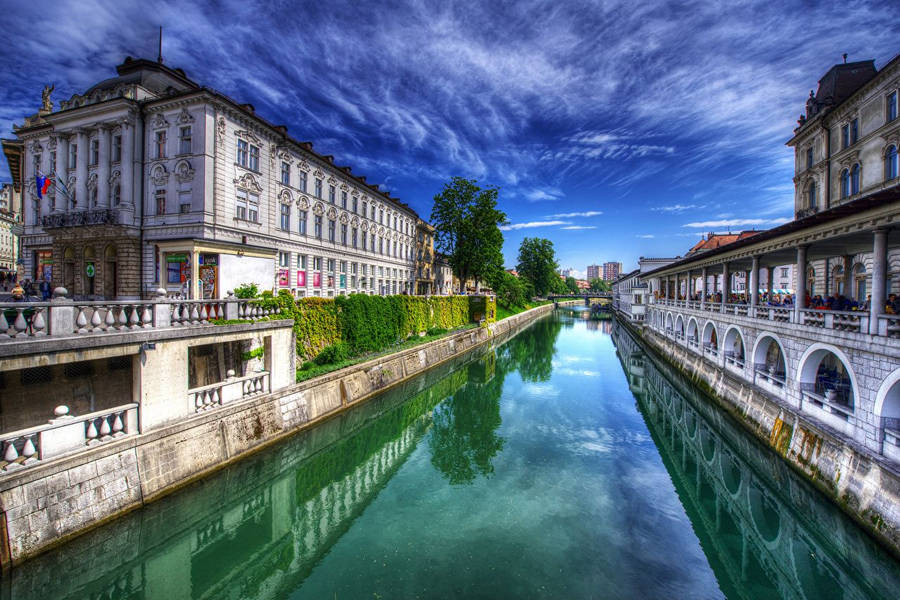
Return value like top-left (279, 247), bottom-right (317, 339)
top-left (565, 276), bottom-right (579, 294)
top-left (431, 177), bottom-right (507, 293)
top-left (589, 278), bottom-right (611, 292)
top-left (516, 237), bottom-right (560, 297)
top-left (495, 271), bottom-right (528, 307)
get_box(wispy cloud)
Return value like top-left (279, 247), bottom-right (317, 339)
top-left (652, 204), bottom-right (703, 213)
top-left (548, 210), bottom-right (603, 218)
top-left (560, 225), bottom-right (596, 230)
top-left (636, 234), bottom-right (655, 238)
top-left (524, 187), bottom-right (565, 202)
top-left (682, 218), bottom-right (790, 228)
top-left (501, 220), bottom-right (570, 231)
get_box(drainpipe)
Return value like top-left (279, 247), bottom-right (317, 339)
top-left (138, 108), bottom-right (146, 299)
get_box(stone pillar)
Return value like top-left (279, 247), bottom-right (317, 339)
top-left (121, 118), bottom-right (134, 208)
top-left (749, 256), bottom-right (759, 309)
top-left (75, 129), bottom-right (88, 209)
top-left (795, 245), bottom-right (808, 320)
top-left (190, 250), bottom-right (200, 300)
top-left (842, 255), bottom-right (853, 299)
top-left (766, 266), bottom-right (773, 299)
top-left (97, 125), bottom-right (111, 208)
top-left (701, 267), bottom-right (708, 308)
top-left (40, 145), bottom-right (52, 216)
top-left (720, 262), bottom-right (729, 313)
top-left (23, 142), bottom-right (35, 227)
top-left (870, 228), bottom-right (888, 335)
top-left (54, 135), bottom-right (68, 212)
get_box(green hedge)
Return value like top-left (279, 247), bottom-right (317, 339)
top-left (274, 291), bottom-right (474, 361)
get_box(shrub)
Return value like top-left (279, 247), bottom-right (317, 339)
top-left (314, 342), bottom-right (351, 365)
top-left (234, 283), bottom-right (259, 298)
top-left (426, 327), bottom-right (448, 336)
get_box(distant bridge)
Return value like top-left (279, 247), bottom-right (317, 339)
top-left (549, 293), bottom-right (612, 306)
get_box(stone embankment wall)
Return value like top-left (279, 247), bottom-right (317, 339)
top-left (620, 317), bottom-right (900, 556)
top-left (0, 302), bottom-right (562, 568)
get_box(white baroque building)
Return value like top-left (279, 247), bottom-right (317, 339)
top-left (9, 57), bottom-right (420, 299)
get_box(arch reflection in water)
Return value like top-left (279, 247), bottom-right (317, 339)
top-left (4, 346), bottom-right (497, 600)
top-left (611, 321), bottom-right (900, 600)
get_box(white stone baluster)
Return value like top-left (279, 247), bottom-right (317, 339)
top-left (22, 435), bottom-right (37, 458)
top-left (99, 415), bottom-right (112, 438)
top-left (112, 412), bottom-right (124, 434)
top-left (0, 310), bottom-right (9, 338)
top-left (141, 304), bottom-right (153, 328)
top-left (76, 307), bottom-right (89, 333)
top-left (13, 308), bottom-right (27, 337)
top-left (117, 306), bottom-right (129, 330)
top-left (128, 305), bottom-right (140, 328)
top-left (86, 419), bottom-right (99, 441)
top-left (31, 308), bottom-right (47, 336)
top-left (199, 304), bottom-right (208, 322)
top-left (190, 304), bottom-right (200, 324)
top-left (3, 439), bottom-right (18, 462)
top-left (103, 307), bottom-right (115, 331)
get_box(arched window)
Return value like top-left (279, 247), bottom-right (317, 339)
top-left (850, 163), bottom-right (860, 195)
top-left (806, 181), bottom-right (816, 209)
top-left (852, 263), bottom-right (867, 302)
top-left (806, 266), bottom-right (815, 296)
top-left (831, 264), bottom-right (844, 296)
top-left (886, 145), bottom-right (898, 181)
top-left (840, 169), bottom-right (850, 198)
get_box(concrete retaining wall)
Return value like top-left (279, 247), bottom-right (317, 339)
top-left (0, 302), bottom-right (557, 567)
top-left (620, 317), bottom-right (900, 556)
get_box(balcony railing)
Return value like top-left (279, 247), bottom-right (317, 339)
top-left (753, 363), bottom-right (785, 388)
top-left (800, 381), bottom-right (854, 421)
top-left (188, 371), bottom-right (270, 412)
top-left (41, 209), bottom-right (119, 228)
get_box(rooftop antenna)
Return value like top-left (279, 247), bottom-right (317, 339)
top-left (842, 53), bottom-right (848, 64)
top-left (157, 26), bottom-right (163, 64)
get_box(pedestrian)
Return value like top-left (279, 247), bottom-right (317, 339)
top-left (11, 282), bottom-right (24, 302)
top-left (39, 279), bottom-right (51, 301)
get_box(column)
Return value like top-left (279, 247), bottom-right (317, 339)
top-left (701, 267), bottom-right (708, 308)
top-left (97, 125), bottom-right (111, 208)
top-left (766, 266), bottom-right (773, 300)
top-left (75, 129), bottom-right (88, 209)
top-left (720, 262), bottom-right (729, 313)
top-left (795, 245), bottom-right (808, 321)
top-left (54, 135), bottom-right (67, 212)
top-left (842, 255), bottom-right (852, 299)
top-left (870, 228), bottom-right (888, 335)
top-left (40, 145), bottom-right (52, 216)
top-left (23, 142), bottom-right (34, 226)
top-left (121, 118), bottom-right (134, 209)
top-left (749, 256), bottom-right (760, 309)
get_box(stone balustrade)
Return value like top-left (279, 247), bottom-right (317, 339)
top-left (0, 404), bottom-right (138, 472)
top-left (188, 370), bottom-right (270, 413)
top-left (0, 288), bottom-right (281, 341)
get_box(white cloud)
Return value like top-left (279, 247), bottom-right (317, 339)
top-left (560, 225), bottom-right (596, 230)
top-left (524, 187), bottom-right (565, 202)
top-left (636, 234), bottom-right (655, 238)
top-left (500, 220), bottom-right (570, 231)
top-left (651, 204), bottom-right (703, 212)
top-left (682, 218), bottom-right (790, 228)
top-left (548, 210), bottom-right (603, 218)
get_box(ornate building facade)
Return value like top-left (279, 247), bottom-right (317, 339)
top-left (10, 57), bottom-right (420, 299)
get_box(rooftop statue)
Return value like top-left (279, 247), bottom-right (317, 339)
top-left (41, 84), bottom-right (54, 113)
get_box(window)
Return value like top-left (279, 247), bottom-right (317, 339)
top-left (90, 139), bottom-right (99, 166)
top-left (113, 184), bottom-right (121, 206)
top-left (298, 255), bottom-right (307, 269)
top-left (328, 219), bottom-right (336, 242)
top-left (840, 169), bottom-right (850, 198)
top-left (314, 257), bottom-right (321, 270)
top-left (352, 227), bottom-right (358, 248)
top-left (179, 202), bottom-right (190, 214)
top-left (179, 191), bottom-right (191, 213)
top-left (155, 131), bottom-right (166, 159)
top-left (393, 215), bottom-right (397, 229)
top-left (886, 145), bottom-right (898, 181)
top-left (298, 210), bottom-right (307, 234)
top-left (329, 185), bottom-right (336, 203)
top-left (248, 192), bottom-right (259, 221)
top-left (841, 124), bottom-right (849, 149)
top-left (352, 197), bottom-right (358, 213)
top-left (379, 237), bottom-right (384, 254)
top-left (279, 252), bottom-right (289, 267)
top-left (167, 260), bottom-right (182, 284)
top-left (236, 189), bottom-right (248, 219)
top-left (155, 189), bottom-right (166, 215)
top-left (237, 139), bottom-right (248, 166)
top-left (850, 163), bottom-right (860, 195)
top-left (315, 178), bottom-right (323, 198)
top-left (280, 203), bottom-right (290, 230)
top-left (112, 135), bottom-right (122, 162)
top-left (361, 231), bottom-right (367, 251)
top-left (806, 181), bottom-right (816, 209)
top-left (379, 209), bottom-right (383, 224)
top-left (281, 162), bottom-right (290, 186)
top-left (806, 147), bottom-right (813, 169)
top-left (341, 190), bottom-right (347, 209)
top-left (298, 170), bottom-right (307, 192)
top-left (314, 215), bottom-right (322, 239)
top-left (69, 144), bottom-right (77, 169)
top-left (179, 127), bottom-right (192, 155)
top-left (889, 91), bottom-right (898, 122)
top-left (850, 118), bottom-right (858, 145)
top-left (781, 267), bottom-right (789, 278)
top-left (341, 223), bottom-right (347, 245)
top-left (362, 201), bottom-right (367, 216)
top-left (249, 144), bottom-right (259, 171)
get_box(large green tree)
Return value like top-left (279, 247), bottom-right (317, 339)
top-left (430, 177), bottom-right (506, 293)
top-left (516, 237), bottom-right (560, 297)
top-left (589, 277), bottom-right (611, 292)
top-left (565, 276), bottom-right (579, 294)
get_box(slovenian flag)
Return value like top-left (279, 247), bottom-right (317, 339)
top-left (35, 175), bottom-right (51, 199)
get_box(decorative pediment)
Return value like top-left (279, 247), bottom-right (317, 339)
top-left (235, 130), bottom-right (262, 145)
top-left (340, 183), bottom-right (349, 191)
top-left (361, 221), bottom-right (369, 231)
top-left (108, 169), bottom-right (121, 184)
top-left (177, 108), bottom-right (194, 124)
top-left (378, 226), bottom-right (385, 235)
top-left (339, 212), bottom-right (349, 224)
top-left (297, 195), bottom-right (310, 209)
top-left (29, 140), bottom-right (42, 153)
top-left (313, 169), bottom-right (324, 179)
top-left (278, 187), bottom-right (293, 203)
top-left (327, 207), bottom-right (337, 219)
top-left (277, 149), bottom-right (292, 162)
top-left (233, 172), bottom-right (262, 192)
top-left (151, 113), bottom-right (169, 129)
top-left (313, 202), bottom-right (325, 215)
top-left (87, 172), bottom-right (98, 189)
top-left (298, 159), bottom-right (310, 172)
top-left (350, 189), bottom-right (359, 197)
top-left (175, 160), bottom-right (195, 183)
top-left (351, 216), bottom-right (359, 226)
top-left (151, 164), bottom-right (169, 186)
top-left (838, 151), bottom-right (860, 169)
top-left (47, 138), bottom-right (57, 150)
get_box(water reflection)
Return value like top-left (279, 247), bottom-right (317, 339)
top-left (611, 320), bottom-right (900, 600)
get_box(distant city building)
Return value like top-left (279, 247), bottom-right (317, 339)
top-left (434, 253), bottom-right (453, 295)
top-left (561, 267), bottom-right (576, 278)
top-left (0, 183), bottom-right (22, 276)
top-left (415, 219), bottom-right (435, 295)
top-left (602, 262), bottom-right (622, 281)
top-left (586, 264), bottom-right (601, 280)
top-left (506, 268), bottom-right (518, 277)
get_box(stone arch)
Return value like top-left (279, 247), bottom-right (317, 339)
top-left (752, 333), bottom-right (788, 383)
top-left (686, 317), bottom-right (700, 344)
top-left (674, 314), bottom-right (685, 338)
top-left (720, 450), bottom-right (742, 496)
top-left (797, 343), bottom-right (859, 410)
top-left (702, 320), bottom-right (718, 350)
top-left (874, 368), bottom-right (900, 421)
top-left (723, 325), bottom-right (746, 366)
top-left (664, 312), bottom-right (674, 334)
top-left (699, 425), bottom-right (716, 463)
top-left (278, 188), bottom-right (293, 204)
top-left (748, 482), bottom-right (781, 544)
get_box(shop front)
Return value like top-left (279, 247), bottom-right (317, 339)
top-left (154, 239), bottom-right (276, 299)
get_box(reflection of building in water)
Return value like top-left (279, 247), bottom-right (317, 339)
top-left (611, 322), bottom-right (900, 600)
top-left (9, 362), bottom-right (473, 600)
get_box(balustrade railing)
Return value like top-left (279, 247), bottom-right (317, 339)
top-left (703, 302), bottom-right (721, 313)
top-left (800, 381), bottom-right (854, 421)
top-left (0, 292), bottom-right (282, 343)
top-left (1, 404), bottom-right (138, 472)
top-left (753, 363), bottom-right (785, 388)
top-left (877, 314), bottom-right (900, 338)
top-left (188, 371), bottom-right (270, 413)
top-left (799, 308), bottom-right (866, 333)
top-left (883, 417), bottom-right (900, 448)
top-left (724, 351), bottom-right (745, 369)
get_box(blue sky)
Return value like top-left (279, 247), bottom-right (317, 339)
top-left (1, 1), bottom-right (897, 276)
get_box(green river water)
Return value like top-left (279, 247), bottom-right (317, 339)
top-left (3, 308), bottom-right (898, 599)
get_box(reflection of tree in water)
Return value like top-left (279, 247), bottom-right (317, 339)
top-left (505, 315), bottom-right (562, 383)
top-left (429, 353), bottom-right (506, 485)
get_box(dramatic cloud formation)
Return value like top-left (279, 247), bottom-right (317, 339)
top-left (682, 218), bottom-right (790, 228)
top-left (0, 0), bottom-right (895, 270)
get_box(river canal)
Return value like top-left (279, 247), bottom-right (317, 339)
top-left (4, 308), bottom-right (898, 599)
